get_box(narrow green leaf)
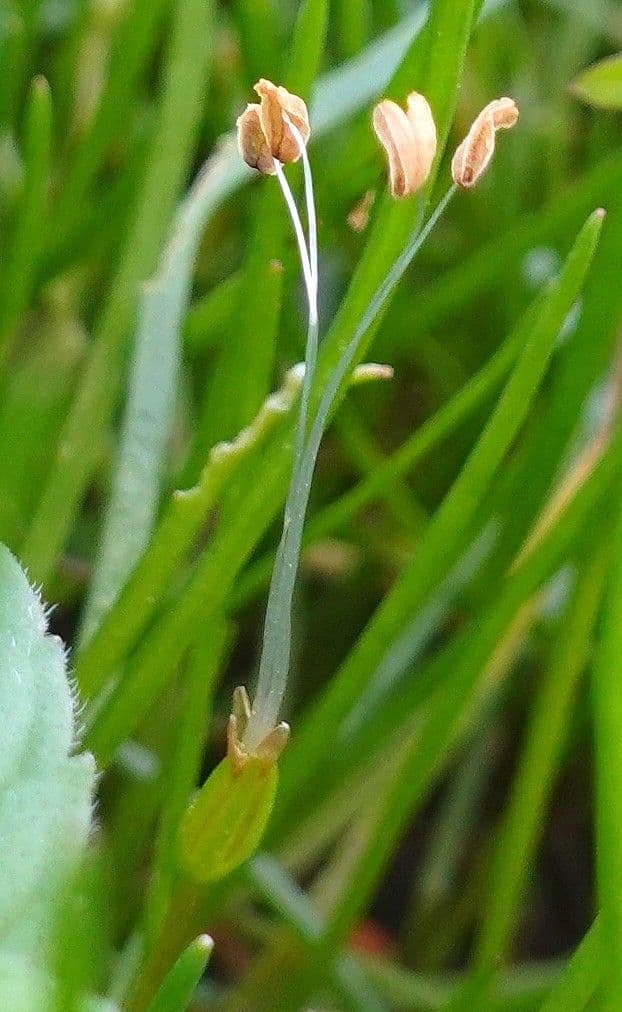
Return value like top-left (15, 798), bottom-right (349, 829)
top-left (572, 53), bottom-right (622, 109)
top-left (79, 140), bottom-right (236, 643)
top-left (320, 436), bottom-right (616, 946)
top-left (474, 544), bottom-right (608, 973)
top-left (75, 367), bottom-right (302, 700)
top-left (0, 75), bottom-right (52, 366)
top-left (278, 209), bottom-right (605, 816)
top-left (593, 481), bottom-right (622, 1005)
top-left (232, 324), bottom-right (522, 609)
top-left (0, 309), bottom-right (84, 548)
top-left (233, 0), bottom-right (282, 85)
top-left (287, 0), bottom-right (329, 99)
top-left (145, 934), bottom-right (213, 1012)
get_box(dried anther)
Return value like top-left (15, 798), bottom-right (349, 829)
top-left (236, 78), bottom-right (310, 175)
top-left (236, 104), bottom-right (276, 175)
top-left (451, 97), bottom-right (519, 189)
top-left (372, 91), bottom-right (437, 198)
top-left (227, 686), bottom-right (290, 772)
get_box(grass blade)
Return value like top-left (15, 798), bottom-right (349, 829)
top-left (0, 75), bottom-right (51, 366)
top-left (21, 0), bottom-right (213, 585)
top-left (472, 542), bottom-right (609, 979)
top-left (592, 484), bottom-right (622, 1005)
top-left (278, 209), bottom-right (605, 815)
top-left (144, 934), bottom-right (213, 1012)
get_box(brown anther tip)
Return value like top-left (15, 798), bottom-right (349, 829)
top-left (451, 97), bottom-right (519, 189)
top-left (236, 104), bottom-right (275, 175)
top-left (253, 78), bottom-right (310, 165)
top-left (373, 91), bottom-right (437, 198)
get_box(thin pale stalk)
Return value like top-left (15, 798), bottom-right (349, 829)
top-left (245, 185), bottom-right (456, 748)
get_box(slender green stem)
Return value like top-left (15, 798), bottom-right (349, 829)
top-left (245, 185), bottom-right (457, 748)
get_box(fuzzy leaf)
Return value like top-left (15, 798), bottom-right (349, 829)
top-left (0, 544), bottom-right (95, 953)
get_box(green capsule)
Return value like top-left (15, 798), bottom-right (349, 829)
top-left (179, 753), bottom-right (278, 883)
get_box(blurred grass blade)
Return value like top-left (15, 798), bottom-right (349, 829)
top-left (248, 855), bottom-right (388, 1011)
top-left (539, 920), bottom-right (601, 1011)
top-left (0, 7), bottom-right (25, 135)
top-left (144, 934), bottom-right (213, 1012)
top-left (321, 437), bottom-right (617, 946)
top-left (53, 0), bottom-right (171, 247)
top-left (287, 0), bottom-right (329, 98)
top-left (21, 0), bottom-right (213, 585)
top-left (593, 485), bottom-right (622, 1005)
top-left (144, 619), bottom-right (228, 947)
top-left (75, 367), bottom-right (302, 699)
top-left (278, 209), bottom-right (605, 814)
top-left (233, 0), bottom-right (282, 85)
top-left (474, 543), bottom-right (608, 973)
top-left (0, 308), bottom-right (84, 548)
top-left (0, 75), bottom-right (51, 366)
top-left (232, 323), bottom-right (523, 609)
top-left (79, 147), bottom-right (238, 643)
top-left (572, 53), bottom-right (622, 109)
top-left (80, 280), bottom-right (180, 644)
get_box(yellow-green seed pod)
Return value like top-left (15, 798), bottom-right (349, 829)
top-left (178, 754), bottom-right (278, 883)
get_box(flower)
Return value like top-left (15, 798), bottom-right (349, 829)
top-left (451, 97), bottom-right (519, 188)
top-left (237, 78), bottom-right (310, 175)
top-left (372, 91), bottom-right (437, 198)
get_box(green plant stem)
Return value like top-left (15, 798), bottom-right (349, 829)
top-left (592, 478), bottom-right (622, 1008)
top-left (245, 186), bottom-right (456, 749)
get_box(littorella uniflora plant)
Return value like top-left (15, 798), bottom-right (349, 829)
top-left (178, 90), bottom-right (519, 883)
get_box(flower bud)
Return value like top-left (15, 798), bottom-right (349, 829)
top-left (451, 97), bottom-right (519, 189)
top-left (372, 91), bottom-right (437, 198)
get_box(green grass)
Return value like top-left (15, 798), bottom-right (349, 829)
top-left (1, 0), bottom-right (622, 1009)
